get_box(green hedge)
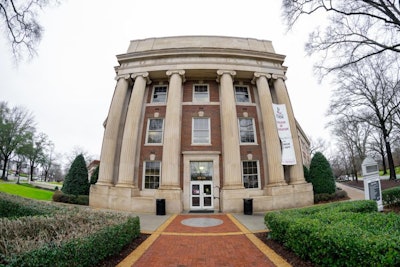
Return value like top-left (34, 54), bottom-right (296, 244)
top-left (382, 186), bottom-right (400, 206)
top-left (0, 192), bottom-right (58, 218)
top-left (265, 200), bottom-right (400, 266)
top-left (4, 217), bottom-right (140, 267)
top-left (52, 190), bottom-right (89, 205)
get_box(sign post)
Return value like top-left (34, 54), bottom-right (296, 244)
top-left (361, 157), bottom-right (383, 211)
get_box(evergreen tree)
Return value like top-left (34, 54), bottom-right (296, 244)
top-left (309, 152), bottom-right (336, 194)
top-left (62, 154), bottom-right (89, 195)
top-left (303, 165), bottom-right (311, 183)
top-left (89, 165), bottom-right (99, 185)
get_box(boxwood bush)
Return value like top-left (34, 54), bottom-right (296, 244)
top-left (0, 193), bottom-right (141, 267)
top-left (265, 200), bottom-right (400, 266)
top-left (382, 186), bottom-right (400, 206)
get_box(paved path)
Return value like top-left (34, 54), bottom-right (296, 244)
top-left (117, 214), bottom-right (290, 267)
top-left (336, 182), bottom-right (365, 200)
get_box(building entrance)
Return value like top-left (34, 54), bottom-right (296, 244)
top-left (189, 161), bottom-right (213, 210)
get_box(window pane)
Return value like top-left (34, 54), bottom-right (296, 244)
top-left (152, 86), bottom-right (167, 103)
top-left (242, 161), bottom-right (258, 188)
top-left (147, 119), bottom-right (163, 143)
top-left (144, 161), bottom-right (160, 189)
top-left (193, 118), bottom-right (210, 144)
top-left (235, 86), bottom-right (249, 102)
top-left (194, 85), bottom-right (209, 102)
top-left (239, 118), bottom-right (255, 143)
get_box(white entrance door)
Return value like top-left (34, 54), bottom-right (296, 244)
top-left (190, 181), bottom-right (213, 210)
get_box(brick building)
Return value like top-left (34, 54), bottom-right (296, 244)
top-left (89, 36), bottom-right (313, 214)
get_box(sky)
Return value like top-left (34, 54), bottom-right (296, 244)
top-left (0, 0), bottom-right (332, 163)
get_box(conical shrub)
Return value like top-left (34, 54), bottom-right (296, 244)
top-left (309, 152), bottom-right (336, 194)
top-left (62, 154), bottom-right (89, 195)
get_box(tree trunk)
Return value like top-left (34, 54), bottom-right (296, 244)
top-left (385, 140), bottom-right (397, 180)
top-left (380, 149), bottom-right (387, 175)
top-left (1, 157), bottom-right (9, 180)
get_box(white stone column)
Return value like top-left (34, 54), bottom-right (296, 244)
top-left (117, 72), bottom-right (151, 187)
top-left (253, 73), bottom-right (286, 186)
top-left (97, 75), bottom-right (131, 186)
top-left (160, 70), bottom-right (185, 189)
top-left (217, 70), bottom-right (243, 189)
top-left (272, 75), bottom-right (306, 184)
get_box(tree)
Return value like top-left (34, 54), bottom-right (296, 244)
top-left (281, 0), bottom-right (400, 74)
top-left (89, 165), bottom-right (99, 185)
top-left (309, 152), bottom-right (336, 194)
top-left (328, 54), bottom-right (400, 179)
top-left (41, 141), bottom-right (56, 181)
top-left (0, 102), bottom-right (35, 180)
top-left (62, 154), bottom-right (89, 195)
top-left (22, 132), bottom-right (49, 182)
top-left (0, 0), bottom-right (60, 61)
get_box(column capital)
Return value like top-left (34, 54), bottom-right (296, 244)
top-left (271, 74), bottom-right (287, 81)
top-left (131, 72), bottom-right (152, 84)
top-left (216, 70), bottom-right (236, 83)
top-left (114, 74), bottom-right (131, 81)
top-left (166, 70), bottom-right (185, 82)
top-left (252, 72), bottom-right (272, 84)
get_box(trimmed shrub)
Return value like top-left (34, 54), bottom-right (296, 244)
top-left (89, 165), bottom-right (99, 185)
top-left (52, 190), bottom-right (89, 206)
top-left (309, 152), bottom-right (336, 194)
top-left (265, 200), bottom-right (400, 266)
top-left (62, 154), bottom-right (89, 196)
top-left (303, 165), bottom-right (311, 183)
top-left (382, 186), bottom-right (400, 206)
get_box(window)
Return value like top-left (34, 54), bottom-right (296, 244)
top-left (143, 161), bottom-right (161, 189)
top-left (238, 118), bottom-right (256, 143)
top-left (242, 161), bottom-right (259, 189)
top-left (235, 86), bottom-right (250, 102)
top-left (193, 84), bottom-right (209, 102)
top-left (152, 86), bottom-right (167, 103)
top-left (146, 118), bottom-right (164, 144)
top-left (192, 118), bottom-right (210, 144)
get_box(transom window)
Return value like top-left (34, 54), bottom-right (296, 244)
top-left (146, 118), bottom-right (164, 144)
top-left (152, 86), bottom-right (167, 103)
top-left (242, 161), bottom-right (259, 189)
top-left (143, 161), bottom-right (161, 189)
top-left (235, 86), bottom-right (250, 102)
top-left (238, 118), bottom-right (256, 143)
top-left (192, 117), bottom-right (210, 144)
top-left (193, 84), bottom-right (209, 102)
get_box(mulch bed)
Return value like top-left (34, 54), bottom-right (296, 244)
top-left (97, 179), bottom-right (400, 266)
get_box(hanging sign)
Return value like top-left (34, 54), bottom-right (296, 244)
top-left (273, 104), bottom-right (297, 165)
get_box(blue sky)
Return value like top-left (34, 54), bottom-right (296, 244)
top-left (0, 0), bottom-right (331, 161)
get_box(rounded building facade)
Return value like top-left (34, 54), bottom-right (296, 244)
top-left (89, 36), bottom-right (313, 214)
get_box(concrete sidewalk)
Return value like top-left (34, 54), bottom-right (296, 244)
top-left (138, 212), bottom-right (267, 233)
top-left (336, 182), bottom-right (365, 200)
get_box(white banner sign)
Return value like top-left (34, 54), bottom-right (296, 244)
top-left (272, 104), bottom-right (297, 165)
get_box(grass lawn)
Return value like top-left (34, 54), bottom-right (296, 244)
top-left (0, 182), bottom-right (54, 201)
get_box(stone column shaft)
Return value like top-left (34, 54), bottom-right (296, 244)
top-left (273, 75), bottom-right (306, 184)
top-left (160, 70), bottom-right (185, 189)
top-left (217, 70), bottom-right (243, 189)
top-left (97, 75), bottom-right (130, 185)
top-left (117, 72), bottom-right (150, 187)
top-left (253, 73), bottom-right (286, 186)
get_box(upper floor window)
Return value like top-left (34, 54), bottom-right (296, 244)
top-left (192, 117), bottom-right (210, 144)
top-left (152, 85), bottom-right (167, 103)
top-left (242, 161), bottom-right (259, 189)
top-left (146, 118), bottom-right (164, 144)
top-left (193, 84), bottom-right (209, 102)
top-left (235, 86), bottom-right (250, 103)
top-left (238, 118), bottom-right (256, 143)
top-left (143, 161), bottom-right (161, 189)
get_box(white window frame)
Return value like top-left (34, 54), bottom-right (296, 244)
top-left (234, 85), bottom-right (251, 103)
top-left (193, 84), bottom-right (209, 102)
top-left (143, 161), bottom-right (161, 189)
top-left (192, 117), bottom-right (211, 145)
top-left (146, 118), bottom-right (164, 144)
top-left (242, 160), bottom-right (260, 189)
top-left (151, 85), bottom-right (168, 103)
top-left (238, 118), bottom-right (257, 144)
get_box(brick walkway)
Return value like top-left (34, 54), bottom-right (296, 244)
top-left (117, 214), bottom-right (291, 267)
